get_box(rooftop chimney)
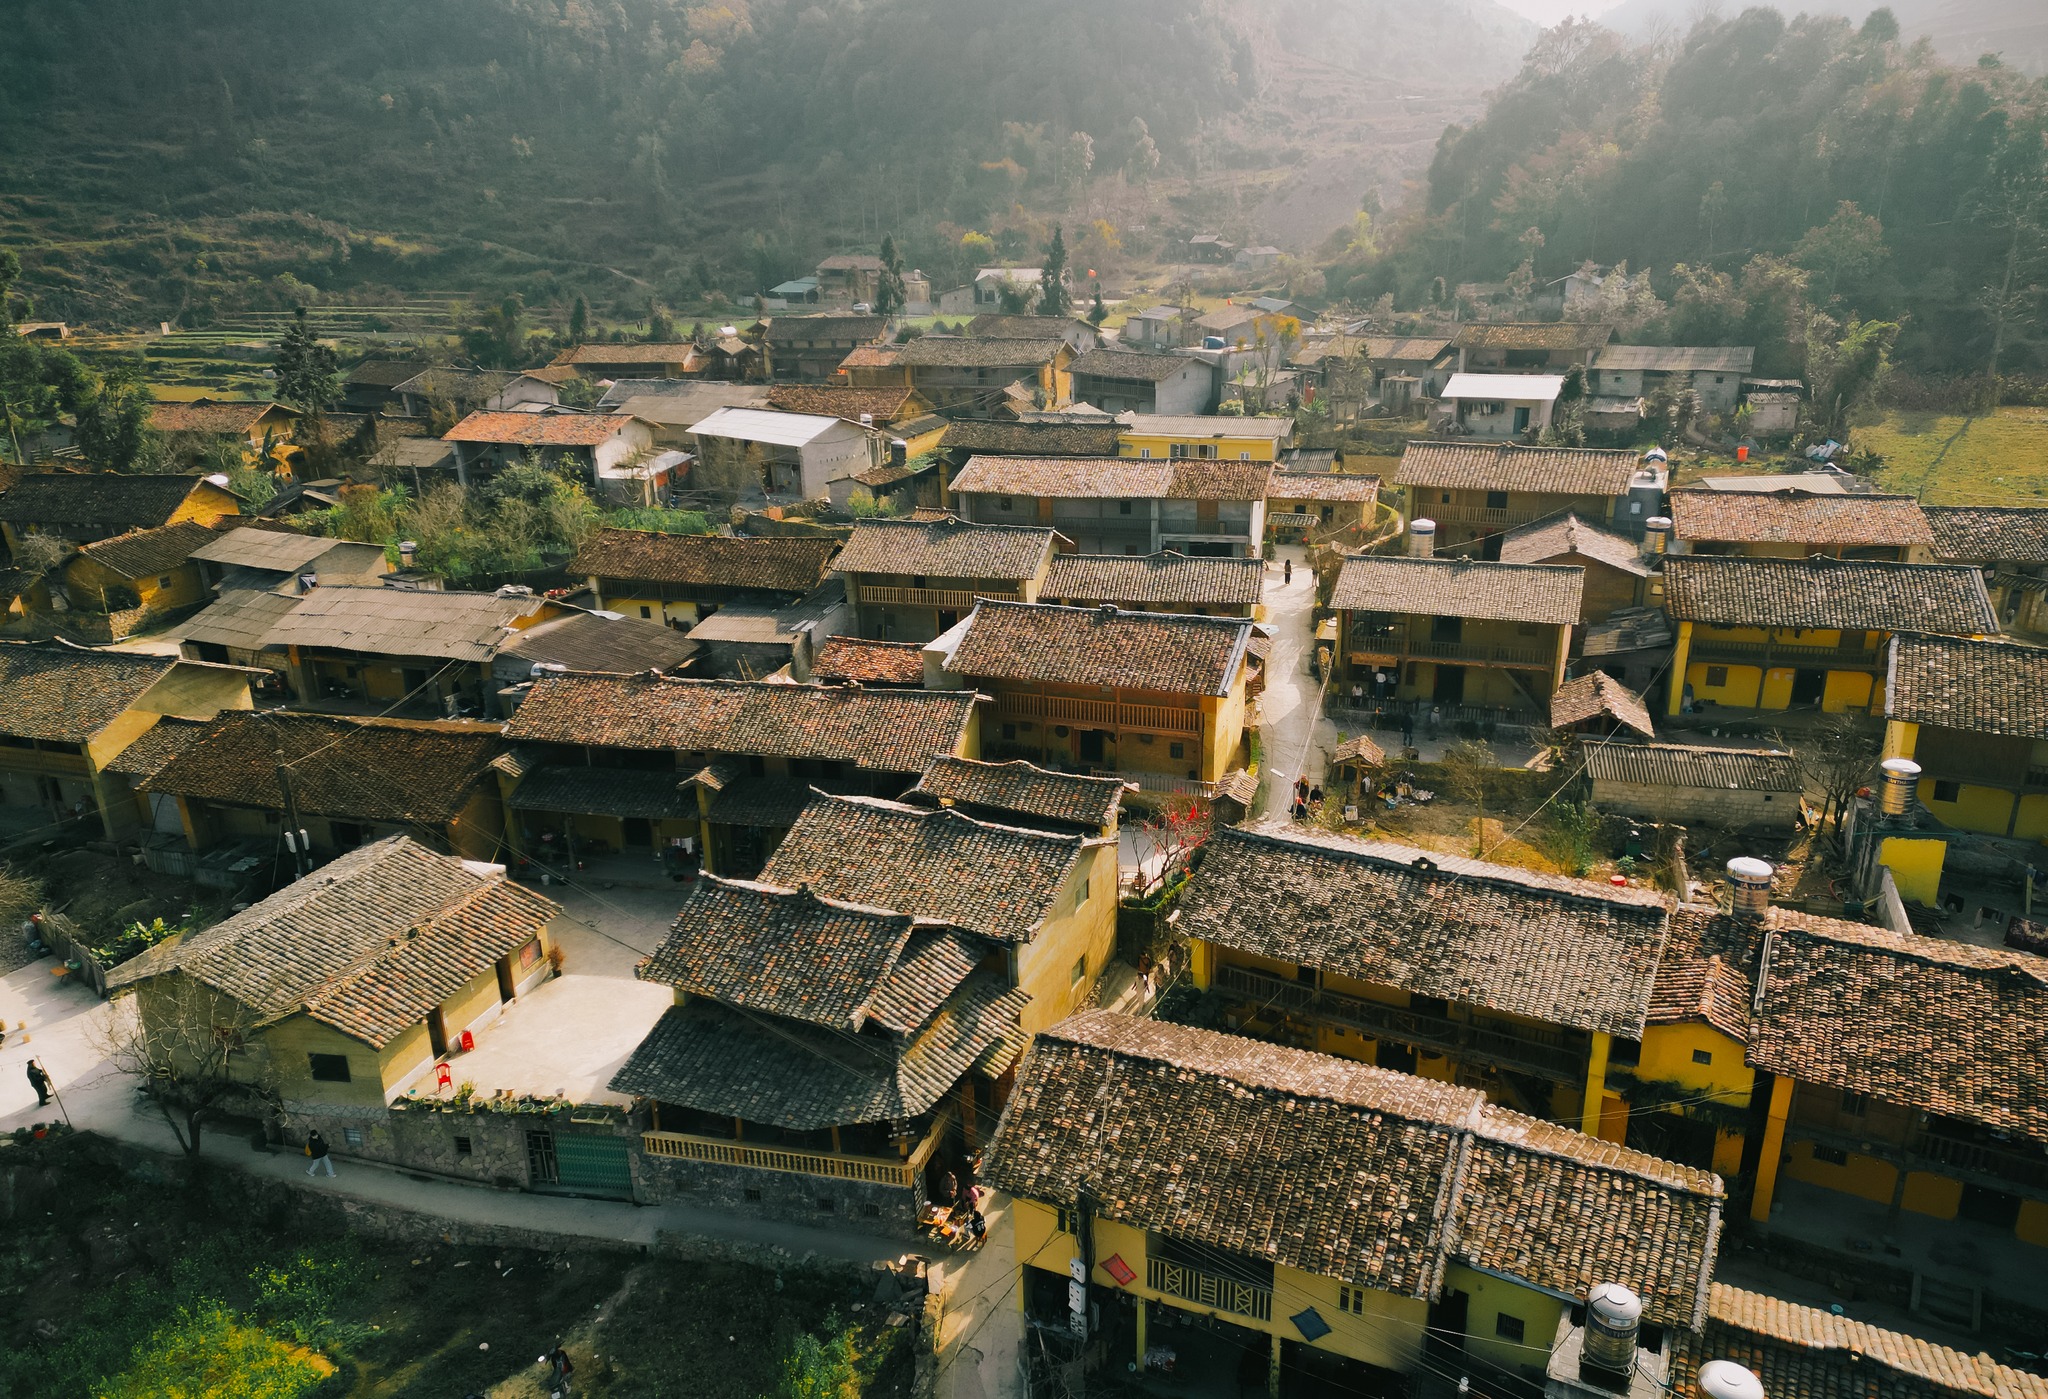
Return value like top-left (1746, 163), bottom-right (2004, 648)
top-left (1879, 757), bottom-right (1921, 817)
top-left (1409, 518), bottom-right (1436, 558)
top-left (1727, 857), bottom-right (1773, 921)
top-left (1641, 516), bottom-right (1671, 560)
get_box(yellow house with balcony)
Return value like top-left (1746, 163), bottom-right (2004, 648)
top-left (1666, 488), bottom-right (1933, 562)
top-left (1392, 441), bottom-right (1650, 551)
top-left (925, 599), bottom-right (1253, 799)
top-left (834, 515), bottom-right (1064, 644)
top-left (988, 1013), bottom-right (1722, 1399)
top-left (1881, 633), bottom-right (2048, 840)
top-left (1117, 413), bottom-right (1294, 463)
top-left (567, 527), bottom-right (840, 630)
top-left (1662, 555), bottom-right (1999, 717)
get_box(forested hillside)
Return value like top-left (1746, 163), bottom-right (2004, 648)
top-left (1341, 10), bottom-right (2048, 378)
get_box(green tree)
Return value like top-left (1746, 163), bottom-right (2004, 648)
top-left (1039, 224), bottom-right (1072, 317)
top-left (75, 359), bottom-right (165, 471)
top-left (1805, 313), bottom-right (1899, 440)
top-left (0, 247), bottom-right (23, 329)
top-left (875, 234), bottom-right (908, 315)
top-left (1792, 201), bottom-right (1888, 303)
top-left (1088, 289), bottom-right (1108, 325)
top-left (272, 307), bottom-right (340, 416)
top-left (776, 1318), bottom-right (859, 1399)
top-left (996, 277), bottom-right (1037, 314)
top-left (461, 295), bottom-right (528, 368)
top-left (569, 295), bottom-right (590, 344)
top-left (647, 299), bottom-right (676, 342)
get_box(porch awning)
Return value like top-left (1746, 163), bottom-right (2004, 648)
top-left (508, 765), bottom-right (696, 821)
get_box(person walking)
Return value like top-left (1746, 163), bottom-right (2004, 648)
top-left (544, 1345), bottom-right (575, 1396)
top-left (26, 1058), bottom-right (51, 1108)
top-left (304, 1129), bottom-right (335, 1178)
top-left (1283, 558), bottom-right (1293, 585)
top-left (1401, 711), bottom-right (1415, 749)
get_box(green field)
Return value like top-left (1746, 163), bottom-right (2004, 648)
top-left (1854, 406), bottom-right (2048, 504)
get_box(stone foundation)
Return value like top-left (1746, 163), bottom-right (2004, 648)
top-left (634, 1149), bottom-right (921, 1238)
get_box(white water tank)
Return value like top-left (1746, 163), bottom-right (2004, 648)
top-left (1699, 1362), bottom-right (1766, 1399)
top-left (1879, 757), bottom-right (1921, 816)
top-left (1584, 1283), bottom-right (1643, 1374)
top-left (1409, 518), bottom-right (1437, 557)
top-left (1727, 857), bottom-right (1774, 920)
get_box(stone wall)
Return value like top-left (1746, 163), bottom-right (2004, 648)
top-left (1589, 778), bottom-right (1796, 830)
top-left (282, 1101), bottom-right (636, 1194)
top-left (634, 1149), bottom-right (921, 1238)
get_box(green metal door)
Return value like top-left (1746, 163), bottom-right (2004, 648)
top-left (548, 1133), bottom-right (634, 1199)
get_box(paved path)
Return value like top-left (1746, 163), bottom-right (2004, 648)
top-left (1258, 545), bottom-right (1337, 819)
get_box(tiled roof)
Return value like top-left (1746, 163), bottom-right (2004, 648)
top-left (1176, 823), bottom-right (1672, 1035)
top-left (0, 641), bottom-right (181, 743)
top-left (897, 336), bottom-right (1067, 368)
top-left (1672, 1284), bottom-right (2048, 1399)
top-left (502, 673), bottom-right (977, 773)
top-left (106, 837), bottom-right (558, 1050)
top-left (812, 636), bottom-right (928, 686)
top-left (1584, 743), bottom-right (1800, 792)
top-left (1648, 907), bottom-right (1763, 1041)
top-left (1750, 919), bottom-right (2048, 1139)
top-left (764, 385), bottom-right (916, 421)
top-left (261, 586), bottom-right (548, 661)
top-left (73, 520), bottom-right (216, 580)
top-left (443, 411), bottom-right (641, 447)
top-left (1359, 335), bottom-right (1453, 361)
top-left (938, 421), bottom-right (1120, 457)
top-left (949, 455), bottom-right (1269, 501)
top-left (388, 367), bottom-right (526, 400)
top-left (1582, 605), bottom-right (1674, 657)
top-left (938, 599), bottom-right (1253, 696)
top-left (1661, 556), bottom-right (1998, 634)
top-left (762, 315), bottom-right (888, 344)
top-left (966, 314), bottom-right (1094, 339)
top-left (1268, 471), bottom-right (1380, 504)
top-left (1499, 513), bottom-right (1649, 576)
top-left (1886, 634), bottom-right (2048, 739)
top-left (760, 793), bottom-right (1094, 943)
top-left (1593, 345), bottom-right (1754, 373)
top-left (1922, 505), bottom-right (2048, 564)
top-left (140, 711), bottom-right (504, 825)
top-left (345, 359), bottom-right (428, 389)
top-left (1119, 414), bottom-right (1296, 440)
top-left (148, 400), bottom-right (292, 435)
top-left (1330, 735), bottom-right (1386, 766)
top-left (1393, 442), bottom-right (1639, 496)
top-left (1043, 551), bottom-right (1264, 608)
top-left (837, 344), bottom-right (902, 370)
top-left (500, 610), bottom-right (697, 675)
top-left (567, 528), bottom-right (838, 593)
top-left (833, 516), bottom-right (1058, 580)
top-left (986, 1012), bottom-right (1719, 1324)
top-left (909, 756), bottom-right (1128, 829)
top-left (1329, 555), bottom-right (1584, 626)
top-left (101, 716), bottom-right (210, 780)
top-left (553, 342), bottom-right (702, 364)
top-left (506, 763), bottom-right (696, 820)
top-left (1451, 321), bottom-right (1612, 351)
top-left (1668, 489), bottom-right (1932, 546)
top-left (1070, 349), bottom-right (1197, 383)
top-left (0, 472), bottom-right (220, 529)
top-left (697, 772), bottom-right (813, 828)
top-left (1550, 672), bottom-right (1656, 737)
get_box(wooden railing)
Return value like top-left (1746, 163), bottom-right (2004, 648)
top-left (0, 745), bottom-right (89, 776)
top-left (1147, 1257), bottom-right (1273, 1322)
top-left (641, 1112), bottom-right (946, 1189)
top-left (1097, 768), bottom-right (1217, 800)
top-left (1911, 1131), bottom-right (2048, 1191)
top-left (1398, 638), bottom-right (1554, 668)
top-left (997, 691), bottom-right (1203, 735)
top-left (1686, 637), bottom-right (1884, 670)
top-left (851, 583), bottom-right (1021, 610)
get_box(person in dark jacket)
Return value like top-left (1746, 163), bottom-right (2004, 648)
top-left (26, 1059), bottom-right (51, 1107)
top-left (305, 1129), bottom-right (335, 1177)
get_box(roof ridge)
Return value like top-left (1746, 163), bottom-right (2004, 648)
top-left (815, 789), bottom-right (1092, 846)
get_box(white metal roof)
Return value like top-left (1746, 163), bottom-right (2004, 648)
top-left (687, 407), bottom-right (853, 447)
top-left (1119, 414), bottom-right (1295, 440)
top-left (1439, 373), bottom-right (1564, 402)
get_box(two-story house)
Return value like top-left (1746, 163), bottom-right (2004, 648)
top-left (964, 313), bottom-right (1102, 354)
top-left (1450, 321), bottom-right (1611, 374)
top-left (949, 456), bottom-right (1269, 558)
top-left (1265, 470), bottom-right (1381, 546)
top-left (442, 411), bottom-right (661, 489)
top-left (549, 343), bottom-right (704, 380)
top-left (1392, 442), bottom-right (1654, 551)
top-left (148, 400), bottom-right (303, 470)
top-left (1662, 555), bottom-right (1999, 716)
top-left (935, 420), bottom-right (1121, 472)
top-left (391, 367), bottom-right (561, 420)
top-left (835, 515), bottom-right (1063, 643)
top-left (762, 315), bottom-right (889, 382)
top-left (1667, 489), bottom-right (1933, 560)
top-left (906, 755), bottom-right (1128, 837)
top-left (1588, 346), bottom-right (1754, 416)
top-left (51, 520), bottom-right (218, 639)
top-left (1069, 350), bottom-right (1213, 416)
top-left (1040, 552), bottom-right (1264, 618)
top-left (1922, 505), bottom-right (2048, 639)
top-left (567, 527), bottom-right (839, 630)
top-left (1498, 514), bottom-right (1651, 624)
top-left (1329, 553), bottom-right (1582, 712)
top-left (893, 337), bottom-right (1075, 412)
top-left (1117, 414), bottom-right (1293, 463)
top-left (687, 406), bottom-right (885, 502)
top-left (988, 1012), bottom-right (1720, 1399)
top-left (924, 599), bottom-right (1253, 799)
top-left (0, 472), bottom-right (242, 554)
top-left (1881, 633), bottom-right (2048, 841)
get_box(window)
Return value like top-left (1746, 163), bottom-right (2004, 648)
top-left (1839, 1091), bottom-right (1869, 1118)
top-left (1056, 1207), bottom-right (1080, 1234)
top-left (454, 1134), bottom-right (473, 1157)
top-left (1812, 1144), bottom-right (1849, 1166)
top-left (1704, 666), bottom-right (1729, 688)
top-left (1119, 500), bottom-right (1133, 515)
top-left (1440, 492), bottom-right (1452, 504)
top-left (861, 1202), bottom-right (883, 1218)
top-left (1070, 956), bottom-right (1086, 987)
top-left (743, 1187), bottom-right (763, 1202)
top-left (1692, 1049), bottom-right (1713, 1066)
top-left (1002, 722), bottom-right (1018, 741)
top-left (1169, 741), bottom-right (1185, 760)
top-left (1485, 491), bottom-right (1509, 510)
top-left (640, 606), bottom-right (652, 619)
top-left (1139, 448), bottom-right (1152, 458)
top-left (518, 938), bottom-right (542, 970)
top-left (1495, 1314), bottom-right (1525, 1343)
top-left (1932, 779), bottom-right (1961, 803)
top-left (342, 1127), bottom-right (365, 1148)
top-left (1338, 1286), bottom-right (1367, 1316)
top-left (815, 1197), bottom-right (836, 1212)
top-left (1240, 451), bottom-right (1251, 461)
top-left (1079, 877), bottom-right (1090, 904)
top-left (158, 575), bottom-right (173, 588)
top-left (307, 1053), bottom-right (352, 1083)
top-left (998, 495), bottom-right (1014, 511)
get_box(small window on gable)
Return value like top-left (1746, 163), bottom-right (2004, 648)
top-left (1070, 956), bottom-right (1086, 987)
top-left (307, 1053), bottom-right (351, 1083)
top-left (1119, 500), bottom-right (1133, 515)
top-left (998, 495), bottom-right (1014, 511)
top-left (640, 606), bottom-right (653, 619)
top-left (1495, 1314), bottom-right (1525, 1343)
top-left (1704, 666), bottom-right (1729, 688)
top-left (1691, 1049), bottom-right (1712, 1065)
top-left (1932, 779), bottom-right (1961, 803)
top-left (159, 575), bottom-right (173, 588)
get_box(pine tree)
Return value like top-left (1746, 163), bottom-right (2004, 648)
top-left (1039, 225), bottom-right (1072, 318)
top-left (875, 235), bottom-right (907, 315)
top-left (273, 307), bottom-right (340, 416)
top-left (569, 295), bottom-right (589, 344)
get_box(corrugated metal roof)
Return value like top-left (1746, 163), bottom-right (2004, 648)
top-left (1584, 743), bottom-right (1801, 792)
top-left (1439, 372), bottom-right (1565, 401)
top-left (261, 586), bottom-right (546, 661)
top-left (688, 407), bottom-right (853, 446)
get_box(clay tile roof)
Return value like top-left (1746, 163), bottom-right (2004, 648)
top-left (502, 673), bottom-right (978, 773)
top-left (1750, 919), bottom-right (2048, 1139)
top-left (106, 836), bottom-right (558, 1051)
top-left (442, 411), bottom-right (641, 446)
top-left (1668, 488), bottom-right (1933, 546)
top-left (1647, 907), bottom-right (1764, 1041)
top-left (1593, 345), bottom-right (1753, 373)
top-left (938, 599), bottom-right (1253, 696)
top-left (1329, 554), bottom-right (1584, 626)
top-left (762, 315), bottom-right (888, 344)
top-left (1661, 556), bottom-right (1999, 634)
top-left (1165, 460), bottom-right (1273, 500)
top-left (896, 336), bottom-right (1067, 368)
top-left (833, 516), bottom-right (1059, 580)
top-left (1549, 672), bottom-right (1656, 738)
top-left (837, 344), bottom-right (903, 370)
top-left (1361, 335), bottom-right (1455, 361)
top-left (508, 763), bottom-right (697, 820)
top-left (1451, 321), bottom-right (1613, 351)
top-left (0, 472), bottom-right (221, 529)
top-left (938, 421), bottom-right (1121, 457)
top-left (388, 367), bottom-right (525, 400)
top-left (1393, 442), bottom-right (1640, 496)
top-left (1584, 743), bottom-right (1800, 792)
top-left (1043, 551), bottom-right (1264, 608)
top-left (812, 636), bottom-right (929, 686)
top-left (966, 314), bottom-right (1092, 338)
top-left (1922, 505), bottom-right (2048, 564)
top-left (1269, 471), bottom-right (1381, 504)
top-left (760, 793), bottom-right (1094, 943)
top-left (909, 756), bottom-right (1127, 829)
top-left (1178, 823), bottom-right (1672, 1035)
top-left (1070, 349), bottom-right (1197, 383)
top-left (1886, 634), bottom-right (2048, 739)
top-left (148, 400), bottom-right (293, 435)
top-left (140, 711), bottom-right (504, 826)
top-left (566, 528), bottom-right (838, 593)
top-left (1330, 735), bottom-right (1385, 767)
top-left (552, 342), bottom-right (700, 365)
top-left (949, 456), bottom-right (1269, 501)
top-left (74, 520), bottom-right (217, 579)
top-left (0, 641), bottom-right (183, 743)
top-left (1499, 513), bottom-right (1649, 575)
top-left (101, 716), bottom-right (210, 780)
top-left (261, 586), bottom-right (547, 662)
top-left (1672, 1284), bottom-right (2048, 1399)
top-left (764, 385), bottom-right (915, 421)
top-left (985, 1012), bottom-right (1719, 1322)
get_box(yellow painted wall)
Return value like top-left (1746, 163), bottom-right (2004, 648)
top-left (1013, 842), bottom-right (1121, 1034)
top-left (1783, 1140), bottom-right (1897, 1205)
top-left (168, 483), bottom-right (244, 528)
top-left (441, 964), bottom-right (506, 1047)
top-left (2016, 794), bottom-right (2048, 841)
top-left (1918, 780), bottom-right (2015, 836)
top-left (260, 1012), bottom-right (416, 1109)
top-left (2018, 1200), bottom-right (2048, 1248)
top-left (1820, 670), bottom-right (1875, 713)
top-left (601, 589), bottom-right (705, 628)
top-left (1884, 720), bottom-right (1918, 760)
top-left (1878, 836), bottom-right (1945, 906)
top-left (1121, 433), bottom-right (1281, 463)
top-left (1441, 1264), bottom-right (1565, 1380)
top-left (1901, 1172), bottom-right (1962, 1220)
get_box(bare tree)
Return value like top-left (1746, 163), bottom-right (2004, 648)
top-left (1439, 739), bottom-right (1498, 855)
top-left (96, 971), bottom-right (278, 1155)
top-left (1780, 713), bottom-right (1879, 837)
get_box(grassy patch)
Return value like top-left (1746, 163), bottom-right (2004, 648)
top-left (1852, 406), bottom-right (2048, 503)
top-left (98, 1306), bottom-right (333, 1399)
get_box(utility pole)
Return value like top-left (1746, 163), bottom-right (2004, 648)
top-left (276, 753), bottom-right (310, 879)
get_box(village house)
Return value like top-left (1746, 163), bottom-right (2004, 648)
top-left (812, 252), bottom-right (884, 304)
top-left (1329, 553), bottom-right (1582, 713)
top-left (1548, 670), bottom-right (1658, 742)
top-left (1588, 345), bottom-right (1754, 416)
top-left (679, 578), bottom-right (850, 681)
top-left (441, 410), bottom-right (662, 491)
top-left (567, 527), bottom-right (838, 630)
top-left (934, 421), bottom-right (1121, 473)
top-left (136, 711), bottom-right (506, 873)
top-left (1361, 334), bottom-right (1455, 403)
top-left (1117, 413), bottom-right (1293, 463)
top-left (1264, 470), bottom-right (1381, 545)
top-left (46, 520), bottom-right (218, 639)
top-left (613, 876), bottom-right (1031, 1231)
top-left (1583, 743), bottom-right (1801, 830)
top-left (763, 384), bottom-right (933, 430)
top-left (1120, 305), bottom-right (1198, 351)
top-left (1450, 321), bottom-right (1612, 374)
top-left (1069, 350), bottom-right (1214, 416)
top-left (891, 336), bottom-right (1076, 412)
top-left (959, 313), bottom-right (1098, 356)
top-left (1498, 513), bottom-right (1651, 623)
top-left (835, 342), bottom-right (906, 388)
top-left (1434, 372), bottom-right (1562, 439)
top-left (924, 599), bottom-right (1253, 799)
top-left (496, 671), bottom-right (980, 880)
top-left (339, 359), bottom-right (425, 414)
top-left (1737, 379), bottom-right (1802, 434)
top-left (0, 472), bottom-right (241, 552)
top-left (988, 1012), bottom-right (1720, 1399)
top-left (1393, 442), bottom-right (1658, 550)
top-left (0, 641), bottom-right (255, 840)
top-left (494, 607), bottom-right (699, 695)
top-left (1922, 504), bottom-right (2048, 639)
top-left (1194, 298), bottom-right (1295, 348)
top-left (905, 756), bottom-right (1127, 837)
top-left (836, 515), bottom-right (1063, 643)
top-left (597, 380), bottom-right (774, 448)
top-left (1667, 489), bottom-right (1934, 560)
top-left (762, 314), bottom-right (889, 382)
top-left (550, 342), bottom-right (704, 380)
top-left (1882, 633), bottom-right (2048, 841)
top-left (949, 456), bottom-right (1269, 558)
top-left (809, 636), bottom-right (929, 687)
top-left (686, 406), bottom-right (885, 502)
top-left (187, 526), bottom-right (393, 596)
top-left (1040, 552), bottom-right (1264, 618)
top-left (391, 367), bottom-right (561, 420)
top-left (1662, 555), bottom-right (1998, 716)
top-left (148, 400), bottom-right (302, 468)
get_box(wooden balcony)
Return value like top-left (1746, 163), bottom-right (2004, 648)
top-left (1686, 637), bottom-right (1884, 671)
top-left (1217, 962), bottom-right (1589, 1083)
top-left (850, 583), bottom-right (1021, 610)
top-left (1795, 1120), bottom-right (2048, 1199)
top-left (641, 1112), bottom-right (946, 1190)
top-left (1399, 638), bottom-right (1555, 669)
top-left (998, 691), bottom-right (1203, 736)
top-left (1147, 1256), bottom-right (1273, 1322)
